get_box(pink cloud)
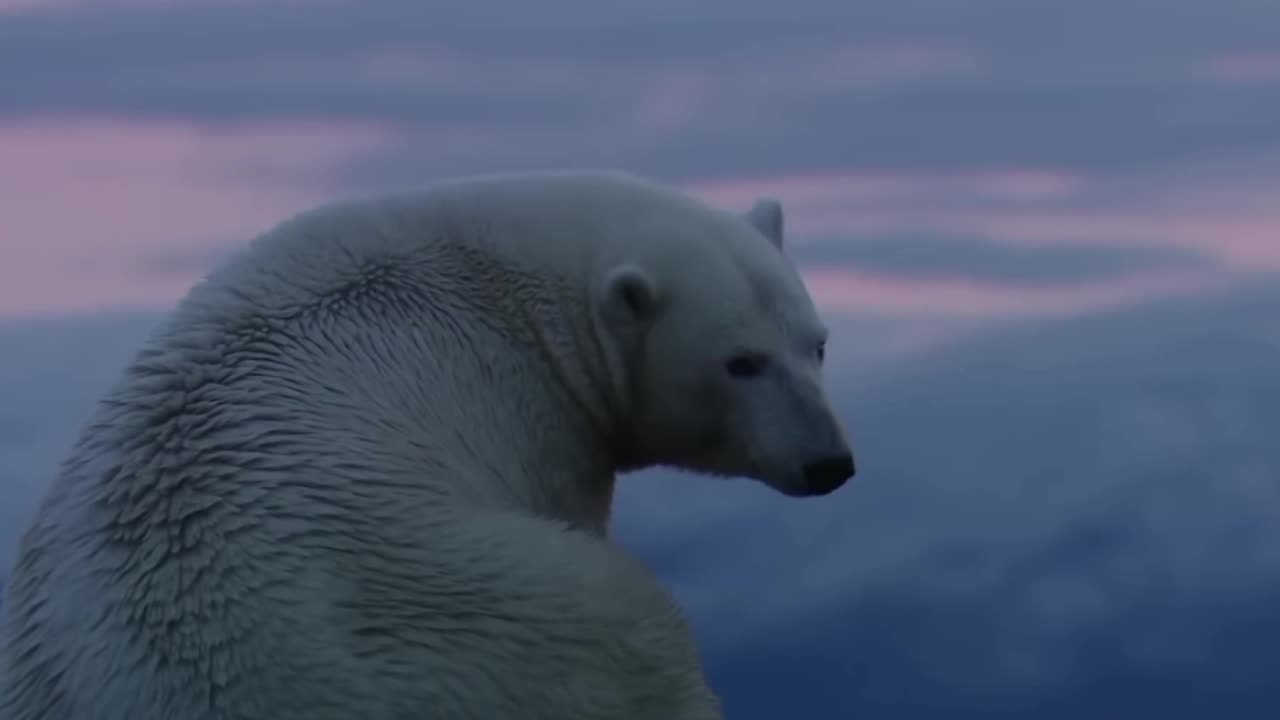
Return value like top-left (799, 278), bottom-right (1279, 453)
top-left (812, 44), bottom-right (981, 89)
top-left (1205, 52), bottom-right (1280, 85)
top-left (87, 48), bottom-right (711, 148)
top-left (802, 266), bottom-right (1231, 319)
top-left (627, 71), bottom-right (709, 135)
top-left (1, 115), bottom-right (1267, 325)
top-left (274, 43), bottom-right (981, 145)
top-left (0, 116), bottom-right (393, 318)
top-left (933, 211), bottom-right (1280, 269)
top-left (789, 208), bottom-right (1280, 271)
top-left (686, 170), bottom-right (1280, 271)
top-left (682, 167), bottom-right (1278, 318)
top-left (693, 168), bottom-right (1087, 211)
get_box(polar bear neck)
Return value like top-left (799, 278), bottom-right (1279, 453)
top-left (398, 240), bottom-right (632, 534)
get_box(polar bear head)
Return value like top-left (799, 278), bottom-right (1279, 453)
top-left (592, 190), bottom-right (855, 497)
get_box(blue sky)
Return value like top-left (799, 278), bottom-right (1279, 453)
top-left (2, 0), bottom-right (1280, 716)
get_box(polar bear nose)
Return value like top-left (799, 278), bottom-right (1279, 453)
top-left (801, 453), bottom-right (856, 495)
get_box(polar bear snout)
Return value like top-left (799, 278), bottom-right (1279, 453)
top-left (800, 452), bottom-right (856, 495)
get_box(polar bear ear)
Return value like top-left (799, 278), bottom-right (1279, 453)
top-left (745, 198), bottom-right (784, 250)
top-left (599, 265), bottom-right (662, 330)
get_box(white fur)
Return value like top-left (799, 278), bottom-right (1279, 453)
top-left (1, 170), bottom-right (851, 719)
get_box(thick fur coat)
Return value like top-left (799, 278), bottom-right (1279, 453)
top-left (1, 171), bottom-right (853, 719)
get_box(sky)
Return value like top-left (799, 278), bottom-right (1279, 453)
top-left (1, 0), bottom-right (1279, 717)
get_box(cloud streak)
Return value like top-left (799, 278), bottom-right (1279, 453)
top-left (0, 118), bottom-right (391, 317)
top-left (1, 0), bottom-right (1278, 181)
top-left (788, 233), bottom-right (1223, 286)
top-left (1, 0), bottom-right (1276, 323)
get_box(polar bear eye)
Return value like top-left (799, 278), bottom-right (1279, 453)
top-left (724, 353), bottom-right (768, 379)
top-left (816, 341), bottom-right (827, 365)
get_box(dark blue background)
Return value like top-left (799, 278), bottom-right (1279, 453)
top-left (5, 286), bottom-right (1280, 720)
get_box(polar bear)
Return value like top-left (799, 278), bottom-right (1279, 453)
top-left (1, 170), bottom-right (855, 720)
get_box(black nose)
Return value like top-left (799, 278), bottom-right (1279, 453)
top-left (801, 453), bottom-right (856, 495)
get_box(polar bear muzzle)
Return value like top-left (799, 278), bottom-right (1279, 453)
top-left (800, 452), bottom-right (856, 496)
